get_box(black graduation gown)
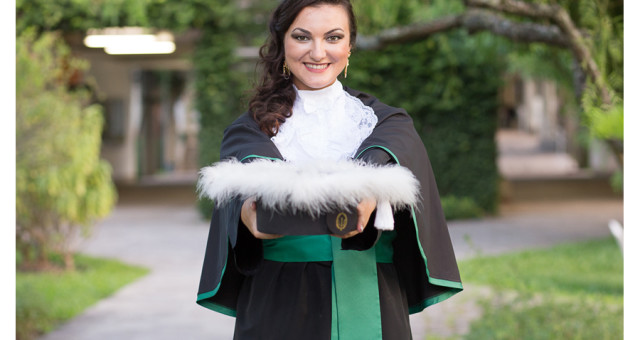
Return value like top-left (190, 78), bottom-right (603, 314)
top-left (196, 87), bottom-right (463, 339)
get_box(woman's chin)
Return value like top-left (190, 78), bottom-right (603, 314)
top-left (294, 78), bottom-right (338, 91)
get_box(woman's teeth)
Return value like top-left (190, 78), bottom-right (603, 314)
top-left (305, 63), bottom-right (329, 70)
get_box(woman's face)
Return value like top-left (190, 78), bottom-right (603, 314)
top-left (284, 4), bottom-right (352, 91)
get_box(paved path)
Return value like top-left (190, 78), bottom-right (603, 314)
top-left (39, 198), bottom-right (623, 340)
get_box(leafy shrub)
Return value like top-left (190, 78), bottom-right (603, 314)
top-left (16, 29), bottom-right (116, 270)
top-left (440, 195), bottom-right (484, 220)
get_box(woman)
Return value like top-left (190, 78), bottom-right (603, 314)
top-left (196, 0), bottom-right (462, 339)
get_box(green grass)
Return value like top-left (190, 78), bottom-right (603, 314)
top-left (16, 254), bottom-right (149, 340)
top-left (457, 237), bottom-right (623, 340)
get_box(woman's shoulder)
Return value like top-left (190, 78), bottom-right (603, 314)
top-left (343, 86), bottom-right (409, 119)
top-left (222, 112), bottom-right (269, 145)
top-left (228, 111), bottom-right (259, 128)
top-left (221, 111), bottom-right (280, 160)
top-left (223, 111), bottom-right (270, 136)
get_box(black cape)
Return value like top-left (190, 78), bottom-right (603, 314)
top-left (196, 87), bottom-right (463, 337)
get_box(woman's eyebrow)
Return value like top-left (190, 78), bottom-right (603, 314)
top-left (291, 28), bottom-right (345, 36)
top-left (291, 28), bottom-right (311, 35)
top-left (324, 28), bottom-right (345, 36)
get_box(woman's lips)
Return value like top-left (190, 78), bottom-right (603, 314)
top-left (304, 63), bottom-right (330, 72)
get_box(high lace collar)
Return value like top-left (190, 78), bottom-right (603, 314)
top-left (294, 80), bottom-right (345, 114)
top-left (271, 81), bottom-right (378, 164)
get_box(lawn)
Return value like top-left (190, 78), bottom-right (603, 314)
top-left (16, 254), bottom-right (149, 340)
top-left (455, 237), bottom-right (623, 340)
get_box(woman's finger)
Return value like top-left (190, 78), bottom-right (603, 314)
top-left (255, 232), bottom-right (283, 239)
top-left (356, 197), bottom-right (376, 232)
top-left (331, 230), bottom-right (360, 239)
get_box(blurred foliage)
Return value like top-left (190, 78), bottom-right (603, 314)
top-left (16, 29), bottom-right (117, 271)
top-left (440, 195), bottom-right (485, 220)
top-left (506, 44), bottom-right (575, 95)
top-left (503, 0), bottom-right (624, 170)
top-left (459, 237), bottom-right (623, 339)
top-left (193, 24), bottom-right (252, 216)
top-left (347, 30), bottom-right (505, 213)
top-left (352, 0), bottom-right (465, 34)
top-left (574, 0), bottom-right (623, 99)
top-left (16, 253), bottom-right (148, 340)
top-left (610, 169), bottom-right (623, 193)
top-left (586, 100), bottom-right (623, 140)
top-left (16, 0), bottom-right (234, 33)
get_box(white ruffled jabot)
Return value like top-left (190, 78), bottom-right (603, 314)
top-left (271, 80), bottom-right (377, 164)
top-left (270, 80), bottom-right (394, 230)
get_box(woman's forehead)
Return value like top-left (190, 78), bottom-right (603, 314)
top-left (288, 4), bottom-right (350, 33)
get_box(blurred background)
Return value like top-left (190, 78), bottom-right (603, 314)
top-left (14, 0), bottom-right (625, 339)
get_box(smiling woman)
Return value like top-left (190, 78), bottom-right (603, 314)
top-left (247, 0), bottom-right (358, 138)
top-left (196, 1), bottom-right (463, 339)
top-left (284, 5), bottom-right (352, 90)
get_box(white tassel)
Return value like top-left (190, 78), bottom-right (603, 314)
top-left (374, 201), bottom-right (394, 231)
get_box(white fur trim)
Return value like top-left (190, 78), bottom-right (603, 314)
top-left (197, 159), bottom-right (420, 216)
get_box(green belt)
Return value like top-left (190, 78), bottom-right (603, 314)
top-left (263, 233), bottom-right (394, 263)
top-left (263, 232), bottom-right (395, 340)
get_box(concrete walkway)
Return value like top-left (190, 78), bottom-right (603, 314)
top-left (37, 197), bottom-right (622, 340)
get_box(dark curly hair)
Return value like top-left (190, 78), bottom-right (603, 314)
top-left (248, 0), bottom-right (357, 137)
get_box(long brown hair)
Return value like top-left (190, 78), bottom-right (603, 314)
top-left (248, 0), bottom-right (357, 137)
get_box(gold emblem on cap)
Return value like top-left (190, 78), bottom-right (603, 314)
top-left (336, 212), bottom-right (348, 231)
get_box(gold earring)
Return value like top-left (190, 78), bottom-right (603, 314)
top-left (344, 52), bottom-right (351, 78)
top-left (282, 61), bottom-right (291, 80)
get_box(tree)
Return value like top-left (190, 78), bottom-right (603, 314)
top-left (355, 0), bottom-right (623, 170)
top-left (16, 29), bottom-right (117, 271)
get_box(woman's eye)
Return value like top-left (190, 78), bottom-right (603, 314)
top-left (293, 35), bottom-right (309, 41)
top-left (327, 36), bottom-right (343, 42)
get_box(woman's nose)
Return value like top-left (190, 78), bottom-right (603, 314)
top-left (309, 41), bottom-right (326, 61)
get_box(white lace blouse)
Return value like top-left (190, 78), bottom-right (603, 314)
top-left (271, 80), bottom-right (394, 230)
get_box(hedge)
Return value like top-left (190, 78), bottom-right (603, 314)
top-left (347, 30), bottom-right (504, 213)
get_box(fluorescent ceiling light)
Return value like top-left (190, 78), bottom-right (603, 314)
top-left (105, 41), bottom-right (176, 55)
top-left (84, 34), bottom-right (156, 48)
top-left (84, 27), bottom-right (176, 55)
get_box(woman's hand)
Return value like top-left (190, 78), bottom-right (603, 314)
top-left (332, 197), bottom-right (376, 239)
top-left (241, 197), bottom-right (282, 239)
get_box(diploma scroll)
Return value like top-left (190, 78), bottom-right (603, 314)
top-left (256, 202), bottom-right (359, 236)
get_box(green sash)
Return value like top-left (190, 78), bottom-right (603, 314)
top-left (263, 233), bottom-right (394, 339)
